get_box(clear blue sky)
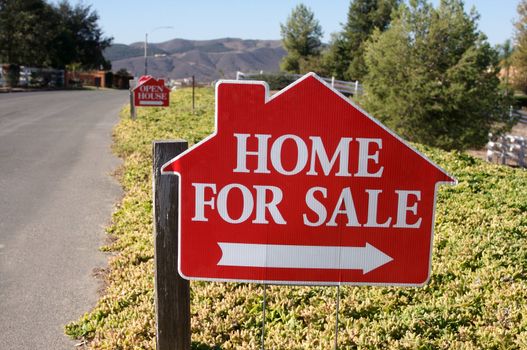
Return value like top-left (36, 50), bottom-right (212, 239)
top-left (53, 0), bottom-right (519, 46)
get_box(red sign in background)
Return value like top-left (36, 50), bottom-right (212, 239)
top-left (134, 76), bottom-right (170, 107)
top-left (161, 73), bottom-right (456, 286)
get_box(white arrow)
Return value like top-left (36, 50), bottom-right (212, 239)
top-left (217, 242), bottom-right (393, 274)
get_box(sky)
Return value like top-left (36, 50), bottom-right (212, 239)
top-left (52, 0), bottom-right (520, 47)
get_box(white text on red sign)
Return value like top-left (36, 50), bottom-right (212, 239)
top-left (192, 133), bottom-right (422, 229)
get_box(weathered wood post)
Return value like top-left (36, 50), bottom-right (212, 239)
top-left (130, 88), bottom-right (137, 120)
top-left (192, 75), bottom-right (195, 113)
top-left (153, 140), bottom-right (190, 350)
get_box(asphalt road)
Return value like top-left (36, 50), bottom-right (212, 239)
top-left (0, 90), bottom-right (127, 349)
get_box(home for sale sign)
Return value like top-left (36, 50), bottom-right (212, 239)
top-left (161, 73), bottom-right (456, 286)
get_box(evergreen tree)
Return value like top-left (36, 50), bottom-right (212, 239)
top-left (280, 4), bottom-right (323, 74)
top-left (51, 1), bottom-right (112, 69)
top-left (512, 0), bottom-right (527, 92)
top-left (361, 0), bottom-right (511, 150)
top-left (0, 0), bottom-right (57, 66)
top-left (344, 0), bottom-right (400, 80)
top-left (321, 32), bottom-right (350, 79)
top-left (0, 0), bottom-right (111, 74)
top-left (325, 0), bottom-right (399, 80)
top-left (497, 39), bottom-right (513, 89)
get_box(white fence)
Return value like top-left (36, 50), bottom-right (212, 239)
top-left (236, 71), bottom-right (363, 96)
top-left (0, 66), bottom-right (64, 87)
top-left (487, 134), bottom-right (526, 168)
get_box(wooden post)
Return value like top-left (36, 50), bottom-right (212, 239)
top-left (192, 75), bottom-right (195, 113)
top-left (130, 88), bottom-right (136, 120)
top-left (153, 141), bottom-right (190, 350)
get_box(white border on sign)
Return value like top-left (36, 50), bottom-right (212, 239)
top-left (160, 72), bottom-right (457, 287)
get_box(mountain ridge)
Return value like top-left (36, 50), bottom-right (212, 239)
top-left (105, 37), bottom-right (286, 82)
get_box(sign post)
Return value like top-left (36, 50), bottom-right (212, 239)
top-left (153, 141), bottom-right (190, 350)
top-left (129, 88), bottom-right (136, 120)
top-left (129, 78), bottom-right (138, 120)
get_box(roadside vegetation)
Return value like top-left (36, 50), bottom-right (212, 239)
top-left (66, 87), bottom-right (527, 349)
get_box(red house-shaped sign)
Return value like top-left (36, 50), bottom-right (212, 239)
top-left (161, 73), bottom-right (456, 286)
top-left (134, 76), bottom-right (170, 107)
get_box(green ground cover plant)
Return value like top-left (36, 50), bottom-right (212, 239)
top-left (66, 87), bottom-right (527, 349)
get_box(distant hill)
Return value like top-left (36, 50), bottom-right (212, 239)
top-left (105, 38), bottom-right (286, 82)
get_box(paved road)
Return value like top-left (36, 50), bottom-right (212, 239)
top-left (0, 90), bottom-right (126, 349)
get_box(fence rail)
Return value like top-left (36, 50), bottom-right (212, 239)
top-left (487, 134), bottom-right (526, 168)
top-left (236, 71), bottom-right (363, 96)
top-left (509, 108), bottom-right (527, 125)
top-left (0, 65), bottom-right (64, 87)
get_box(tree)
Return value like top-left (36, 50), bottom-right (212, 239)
top-left (280, 4), bottom-right (323, 74)
top-left (512, 0), bottom-right (527, 92)
top-left (497, 39), bottom-right (513, 89)
top-left (51, 1), bottom-right (112, 69)
top-left (345, 0), bottom-right (400, 80)
top-left (0, 0), bottom-right (59, 86)
top-left (325, 0), bottom-right (399, 80)
top-left (321, 32), bottom-right (350, 79)
top-left (361, 0), bottom-right (511, 150)
top-left (0, 0), bottom-right (111, 74)
top-left (0, 0), bottom-right (57, 67)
